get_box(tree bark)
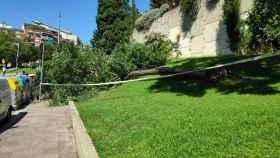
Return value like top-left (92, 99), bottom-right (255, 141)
top-left (126, 67), bottom-right (184, 79)
top-left (126, 67), bottom-right (233, 81)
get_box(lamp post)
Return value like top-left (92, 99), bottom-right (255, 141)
top-left (15, 41), bottom-right (36, 75)
top-left (16, 42), bottom-right (19, 72)
top-left (39, 33), bottom-right (45, 101)
top-left (58, 12), bottom-right (62, 44)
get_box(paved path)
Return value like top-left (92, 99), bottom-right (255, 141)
top-left (0, 102), bottom-right (77, 158)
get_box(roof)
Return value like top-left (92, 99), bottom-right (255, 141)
top-left (0, 23), bottom-right (14, 29)
top-left (31, 20), bottom-right (72, 35)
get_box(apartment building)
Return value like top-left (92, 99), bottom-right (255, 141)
top-left (1, 21), bottom-right (81, 46)
top-left (22, 21), bottom-right (81, 46)
top-left (0, 23), bottom-right (24, 41)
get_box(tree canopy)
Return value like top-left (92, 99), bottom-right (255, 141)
top-left (247, 0), bottom-right (280, 51)
top-left (0, 29), bottom-right (41, 66)
top-left (92, 0), bottom-right (131, 54)
top-left (0, 29), bottom-right (17, 64)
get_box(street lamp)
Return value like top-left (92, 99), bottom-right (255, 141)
top-left (39, 33), bottom-right (45, 101)
top-left (15, 41), bottom-right (36, 74)
top-left (16, 43), bottom-right (19, 71)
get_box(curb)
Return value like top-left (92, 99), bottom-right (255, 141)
top-left (69, 101), bottom-right (99, 158)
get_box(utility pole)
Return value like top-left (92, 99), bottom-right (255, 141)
top-left (16, 43), bottom-right (20, 72)
top-left (39, 33), bottom-right (45, 101)
top-left (58, 12), bottom-right (62, 44)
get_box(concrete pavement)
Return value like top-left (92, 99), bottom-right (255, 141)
top-left (0, 102), bottom-right (77, 158)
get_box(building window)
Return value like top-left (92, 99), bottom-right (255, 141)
top-left (28, 32), bottom-right (33, 39)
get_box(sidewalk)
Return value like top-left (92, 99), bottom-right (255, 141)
top-left (0, 102), bottom-right (77, 158)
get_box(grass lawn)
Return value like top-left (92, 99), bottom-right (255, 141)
top-left (77, 55), bottom-right (280, 158)
top-left (7, 67), bottom-right (37, 75)
top-left (163, 55), bottom-right (248, 70)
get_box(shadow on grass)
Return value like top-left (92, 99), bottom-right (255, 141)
top-left (165, 55), bottom-right (248, 71)
top-left (150, 56), bottom-right (280, 96)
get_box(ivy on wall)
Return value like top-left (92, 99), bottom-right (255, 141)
top-left (180, 0), bottom-right (201, 21)
top-left (150, 0), bottom-right (180, 9)
top-left (223, 0), bottom-right (241, 53)
top-left (135, 4), bottom-right (170, 31)
top-left (149, 0), bottom-right (201, 21)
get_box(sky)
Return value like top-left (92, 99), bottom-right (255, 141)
top-left (0, 0), bottom-right (150, 44)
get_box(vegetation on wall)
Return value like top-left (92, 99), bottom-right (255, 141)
top-left (180, 0), bottom-right (201, 21)
top-left (238, 19), bottom-right (252, 54)
top-left (136, 0), bottom-right (201, 32)
top-left (247, 0), bottom-right (280, 52)
top-left (149, 0), bottom-right (201, 20)
top-left (150, 0), bottom-right (180, 9)
top-left (223, 0), bottom-right (241, 53)
top-left (135, 4), bottom-right (169, 31)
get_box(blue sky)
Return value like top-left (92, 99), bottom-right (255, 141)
top-left (0, 0), bottom-right (150, 44)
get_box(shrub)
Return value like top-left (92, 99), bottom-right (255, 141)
top-left (0, 29), bottom-right (17, 64)
top-left (110, 34), bottom-right (173, 79)
top-left (43, 44), bottom-right (113, 104)
top-left (109, 44), bottom-right (142, 79)
top-left (18, 42), bottom-right (40, 63)
top-left (145, 33), bottom-right (173, 66)
top-left (247, 0), bottom-right (280, 52)
top-left (135, 4), bottom-right (169, 31)
top-left (239, 20), bottom-right (253, 54)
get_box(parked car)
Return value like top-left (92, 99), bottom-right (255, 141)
top-left (0, 75), bottom-right (33, 123)
top-left (0, 78), bottom-right (13, 123)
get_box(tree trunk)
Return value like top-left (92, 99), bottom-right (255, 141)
top-left (126, 67), bottom-right (184, 79)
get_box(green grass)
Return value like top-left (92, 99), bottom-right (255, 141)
top-left (164, 55), bottom-right (252, 71)
top-left (77, 55), bottom-right (280, 158)
top-left (7, 67), bottom-right (37, 75)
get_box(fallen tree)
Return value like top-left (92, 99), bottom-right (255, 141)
top-left (126, 66), bottom-right (239, 82)
top-left (126, 67), bottom-right (182, 79)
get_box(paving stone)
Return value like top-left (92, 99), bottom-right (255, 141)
top-left (0, 102), bottom-right (77, 158)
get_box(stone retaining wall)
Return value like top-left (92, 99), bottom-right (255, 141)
top-left (132, 0), bottom-right (254, 58)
